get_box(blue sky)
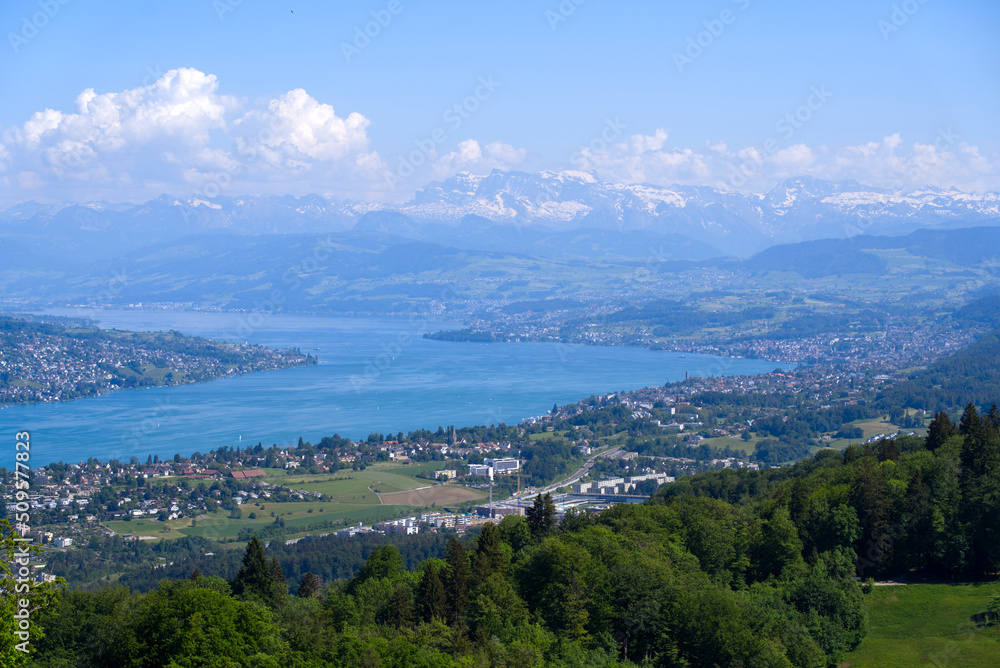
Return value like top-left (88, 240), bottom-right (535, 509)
top-left (1, 0), bottom-right (997, 204)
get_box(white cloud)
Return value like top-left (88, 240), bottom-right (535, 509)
top-left (573, 129), bottom-right (712, 185)
top-left (234, 88), bottom-right (372, 162)
top-left (1, 68), bottom-right (385, 202)
top-left (570, 129), bottom-right (1000, 193)
top-left (2, 68), bottom-right (998, 205)
top-left (430, 139), bottom-right (527, 180)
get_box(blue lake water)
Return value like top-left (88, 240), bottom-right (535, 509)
top-left (1, 309), bottom-right (792, 466)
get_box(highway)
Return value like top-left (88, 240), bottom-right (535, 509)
top-left (537, 446), bottom-right (621, 494)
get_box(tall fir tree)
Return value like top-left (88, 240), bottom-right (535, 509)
top-left (925, 411), bottom-right (958, 451)
top-left (959, 402), bottom-right (982, 437)
top-left (297, 571), bottom-right (321, 598)
top-left (445, 537), bottom-right (469, 627)
top-left (526, 493), bottom-right (556, 541)
top-left (232, 536), bottom-right (278, 606)
top-left (417, 563), bottom-right (447, 622)
top-left (959, 411), bottom-right (1000, 574)
top-left (986, 403), bottom-right (1000, 432)
top-left (230, 536), bottom-right (288, 608)
top-left (851, 457), bottom-right (892, 576)
top-left (473, 522), bottom-right (507, 580)
top-left (385, 584), bottom-right (414, 629)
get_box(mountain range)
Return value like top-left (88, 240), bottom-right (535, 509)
top-left (2, 171), bottom-right (998, 266)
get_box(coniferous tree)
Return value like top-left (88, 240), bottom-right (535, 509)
top-left (959, 412), bottom-right (1000, 574)
top-left (473, 522), bottom-right (507, 580)
top-left (959, 402), bottom-right (982, 436)
top-left (901, 469), bottom-right (934, 573)
top-left (526, 493), bottom-right (556, 541)
top-left (417, 563), bottom-right (447, 622)
top-left (270, 557), bottom-right (285, 586)
top-left (232, 536), bottom-right (271, 600)
top-left (987, 403), bottom-right (1000, 432)
top-left (851, 458), bottom-right (892, 576)
top-left (878, 438), bottom-right (900, 462)
top-left (925, 411), bottom-right (958, 451)
top-left (385, 584), bottom-right (414, 629)
top-left (297, 571), bottom-right (321, 598)
top-left (444, 537), bottom-right (469, 627)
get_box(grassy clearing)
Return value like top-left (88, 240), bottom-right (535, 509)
top-left (699, 435), bottom-right (756, 455)
top-left (379, 461), bottom-right (446, 477)
top-left (105, 518), bottom-right (187, 539)
top-left (170, 504), bottom-right (415, 540)
top-left (103, 467), bottom-right (478, 542)
top-left (281, 469), bottom-right (429, 499)
top-left (851, 418), bottom-right (904, 438)
top-left (528, 431), bottom-right (569, 441)
top-left (819, 416), bottom-right (919, 450)
top-left (844, 583), bottom-right (1000, 667)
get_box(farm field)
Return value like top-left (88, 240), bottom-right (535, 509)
top-left (102, 462), bottom-right (476, 541)
top-left (699, 435), bottom-right (756, 455)
top-left (380, 485), bottom-right (484, 506)
top-left (844, 583), bottom-right (1000, 667)
top-left (280, 468), bottom-right (437, 500)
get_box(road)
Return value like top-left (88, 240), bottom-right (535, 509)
top-left (536, 446), bottom-right (621, 495)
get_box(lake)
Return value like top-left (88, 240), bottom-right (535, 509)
top-left (1, 309), bottom-right (792, 466)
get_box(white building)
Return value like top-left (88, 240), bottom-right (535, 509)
top-left (468, 464), bottom-right (492, 477)
top-left (484, 458), bottom-right (520, 473)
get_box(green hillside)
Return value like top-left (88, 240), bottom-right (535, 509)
top-left (845, 584), bottom-right (1000, 667)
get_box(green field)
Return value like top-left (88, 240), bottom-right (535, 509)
top-left (104, 518), bottom-right (188, 540)
top-left (104, 464), bottom-right (461, 541)
top-left (700, 435), bottom-right (757, 454)
top-left (280, 468), bottom-right (435, 499)
top-left (844, 584), bottom-right (1000, 667)
top-left (528, 430), bottom-right (570, 441)
top-left (802, 414), bottom-right (926, 451)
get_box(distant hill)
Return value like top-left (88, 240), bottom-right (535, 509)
top-left (860, 225), bottom-right (1000, 266)
top-left (2, 173), bottom-right (998, 267)
top-left (952, 292), bottom-right (1000, 328)
top-left (740, 238), bottom-right (888, 277)
top-left (876, 331), bottom-right (1000, 411)
top-left (736, 224), bottom-right (1000, 277)
top-left (2, 223), bottom-right (998, 311)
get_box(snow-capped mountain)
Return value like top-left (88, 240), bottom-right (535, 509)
top-left (392, 171), bottom-right (1000, 255)
top-left (2, 171), bottom-right (998, 263)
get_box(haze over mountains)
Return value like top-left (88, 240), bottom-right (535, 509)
top-left (3, 172), bottom-right (999, 270)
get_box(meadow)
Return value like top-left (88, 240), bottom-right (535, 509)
top-left (844, 583), bottom-right (1000, 667)
top-left (105, 462), bottom-right (484, 541)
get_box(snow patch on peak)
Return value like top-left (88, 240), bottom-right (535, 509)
top-left (548, 170), bottom-right (598, 184)
top-left (189, 198), bottom-right (222, 210)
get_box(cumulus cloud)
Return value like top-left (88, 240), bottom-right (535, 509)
top-left (570, 129), bottom-right (1000, 193)
top-left (573, 129), bottom-right (712, 184)
top-left (2, 68), bottom-right (998, 206)
top-left (1, 67), bottom-right (386, 202)
top-left (430, 139), bottom-right (527, 180)
top-left (234, 89), bottom-right (372, 162)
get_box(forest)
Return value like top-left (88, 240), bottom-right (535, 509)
top-left (9, 401), bottom-right (998, 667)
top-left (875, 332), bottom-right (1000, 411)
